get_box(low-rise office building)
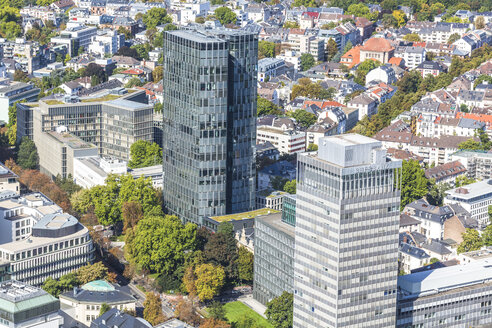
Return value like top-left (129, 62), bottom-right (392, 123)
top-left (0, 280), bottom-right (63, 328)
top-left (0, 212), bottom-right (94, 286)
top-left (397, 260), bottom-right (492, 328)
top-left (36, 128), bottom-right (99, 179)
top-left (253, 211), bottom-right (295, 305)
top-left (0, 83), bottom-right (40, 124)
top-left (91, 308), bottom-right (153, 328)
top-left (256, 190), bottom-right (287, 211)
top-left (60, 280), bottom-right (136, 327)
top-left (256, 126), bottom-right (306, 154)
top-left (17, 89), bottom-right (153, 161)
top-left (444, 179), bottom-right (492, 227)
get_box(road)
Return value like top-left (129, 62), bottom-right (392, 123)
top-left (125, 282), bottom-right (175, 318)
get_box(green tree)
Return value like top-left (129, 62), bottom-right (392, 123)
top-left (392, 10), bottom-right (407, 27)
top-left (288, 109), bottom-right (317, 128)
top-left (307, 144), bottom-right (318, 151)
top-left (401, 160), bottom-right (429, 209)
top-left (129, 140), bottom-right (162, 168)
top-left (326, 38), bottom-right (338, 62)
top-left (447, 33), bottom-right (460, 44)
top-left (54, 174), bottom-right (82, 196)
top-left (283, 180), bottom-right (296, 194)
top-left (142, 8), bottom-right (172, 29)
top-left (17, 136), bottom-right (38, 169)
top-left (204, 222), bottom-right (238, 282)
top-left (381, 0), bottom-right (398, 11)
top-left (118, 174), bottom-right (163, 217)
top-left (270, 176), bottom-right (288, 191)
top-left (482, 224), bottom-right (492, 247)
top-left (403, 33), bottom-right (421, 42)
top-left (70, 189), bottom-right (93, 214)
top-left (257, 96), bottom-right (282, 116)
top-left (283, 21), bottom-right (299, 28)
top-left (265, 292), bottom-right (293, 328)
top-left (291, 78), bottom-right (335, 100)
top-left (90, 182), bottom-right (120, 225)
top-left (143, 293), bottom-right (166, 326)
top-left (258, 41), bottom-right (276, 59)
top-left (292, 0), bottom-right (316, 7)
top-left (354, 59), bottom-right (381, 85)
top-left (474, 15), bottom-right (485, 29)
top-left (99, 303), bottom-right (111, 316)
top-left (343, 41), bottom-right (353, 55)
top-left (127, 215), bottom-right (197, 275)
top-left (208, 301), bottom-right (226, 321)
top-left (457, 229), bottom-right (482, 254)
top-left (214, 7), bottom-right (237, 25)
top-left (124, 77), bottom-right (143, 88)
top-left (194, 263), bottom-right (225, 301)
top-left (427, 181), bottom-right (451, 206)
top-left (458, 139), bottom-right (483, 151)
top-left (77, 262), bottom-right (108, 284)
top-left (300, 53), bottom-right (315, 71)
top-left (455, 175), bottom-right (476, 187)
top-left (237, 246), bottom-right (254, 283)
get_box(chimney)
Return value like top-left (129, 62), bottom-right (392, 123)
top-left (403, 236), bottom-right (407, 243)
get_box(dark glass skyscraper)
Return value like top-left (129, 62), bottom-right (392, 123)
top-left (162, 28), bottom-right (258, 225)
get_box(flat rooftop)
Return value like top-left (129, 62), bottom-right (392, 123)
top-left (0, 280), bottom-right (50, 303)
top-left (445, 179), bottom-right (492, 200)
top-left (45, 131), bottom-right (96, 149)
top-left (256, 212), bottom-right (295, 238)
top-left (166, 29), bottom-right (224, 43)
top-left (460, 248), bottom-right (492, 260)
top-left (210, 208), bottom-right (280, 223)
top-left (325, 133), bottom-right (382, 147)
top-left (398, 259), bottom-right (492, 298)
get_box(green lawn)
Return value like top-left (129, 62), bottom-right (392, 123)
top-left (223, 301), bottom-right (272, 327)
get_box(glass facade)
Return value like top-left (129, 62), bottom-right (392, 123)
top-left (281, 194), bottom-right (296, 227)
top-left (162, 29), bottom-right (257, 225)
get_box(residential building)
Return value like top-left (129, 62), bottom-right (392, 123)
top-left (35, 128), bottom-right (98, 179)
top-left (395, 46), bottom-right (425, 70)
top-left (0, 162), bottom-right (20, 196)
top-left (451, 150), bottom-right (492, 180)
top-left (162, 28), bottom-right (257, 226)
top-left (17, 90), bottom-right (153, 161)
top-left (444, 179), bottom-right (492, 227)
top-left (365, 65), bottom-right (397, 86)
top-left (347, 92), bottom-right (378, 120)
top-left (399, 214), bottom-right (421, 234)
top-left (415, 60), bottom-right (447, 77)
top-left (90, 308), bottom-right (152, 328)
top-left (293, 134), bottom-right (402, 328)
top-left (257, 58), bottom-right (291, 82)
top-left (403, 199), bottom-right (455, 240)
top-left (253, 211), bottom-right (295, 305)
top-left (0, 211), bottom-right (94, 286)
top-left (0, 83), bottom-right (40, 124)
top-left (399, 243), bottom-right (430, 273)
top-left (88, 29), bottom-right (125, 56)
top-left (397, 260), bottom-right (492, 328)
top-left (0, 280), bottom-right (63, 328)
top-left (424, 160), bottom-right (467, 185)
top-left (257, 126), bottom-right (306, 154)
top-left (60, 280), bottom-right (136, 327)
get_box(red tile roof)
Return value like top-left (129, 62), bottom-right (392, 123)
top-left (361, 38), bottom-right (394, 52)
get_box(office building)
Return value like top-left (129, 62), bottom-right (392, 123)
top-left (397, 259), bottom-right (492, 327)
top-left (0, 280), bottom-right (63, 328)
top-left (293, 134), bottom-right (402, 328)
top-left (51, 23), bottom-right (98, 56)
top-left (256, 126), bottom-right (306, 154)
top-left (162, 28), bottom-right (258, 225)
top-left (0, 212), bottom-right (94, 286)
top-left (0, 162), bottom-right (20, 196)
top-left (281, 194), bottom-right (296, 227)
top-left (0, 83), bottom-right (40, 124)
top-left (451, 150), bottom-right (492, 181)
top-left (60, 280), bottom-right (136, 326)
top-left (36, 128), bottom-right (99, 179)
top-left (17, 90), bottom-right (153, 161)
top-left (444, 179), bottom-right (492, 227)
top-left (256, 190), bottom-right (286, 211)
top-left (253, 212), bottom-right (295, 305)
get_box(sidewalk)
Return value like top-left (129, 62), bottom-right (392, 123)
top-left (239, 295), bottom-right (268, 319)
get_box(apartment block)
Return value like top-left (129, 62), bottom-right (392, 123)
top-left (451, 150), bottom-right (492, 181)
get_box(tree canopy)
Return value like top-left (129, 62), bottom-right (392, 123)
top-left (265, 292), bottom-right (293, 328)
top-left (257, 96), bottom-right (282, 116)
top-left (288, 109), bottom-right (317, 128)
top-left (457, 229), bottom-right (482, 254)
top-left (142, 8), bottom-right (172, 29)
top-left (214, 7), bottom-right (237, 25)
top-left (400, 160), bottom-right (429, 210)
top-left (129, 140), bottom-right (162, 168)
top-left (300, 53), bottom-right (315, 71)
top-left (17, 137), bottom-right (38, 169)
top-left (127, 215), bottom-right (197, 275)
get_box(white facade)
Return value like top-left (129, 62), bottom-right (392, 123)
top-left (444, 179), bottom-right (492, 227)
top-left (293, 134), bottom-right (402, 328)
top-left (257, 126), bottom-right (306, 154)
top-left (88, 30), bottom-right (125, 56)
